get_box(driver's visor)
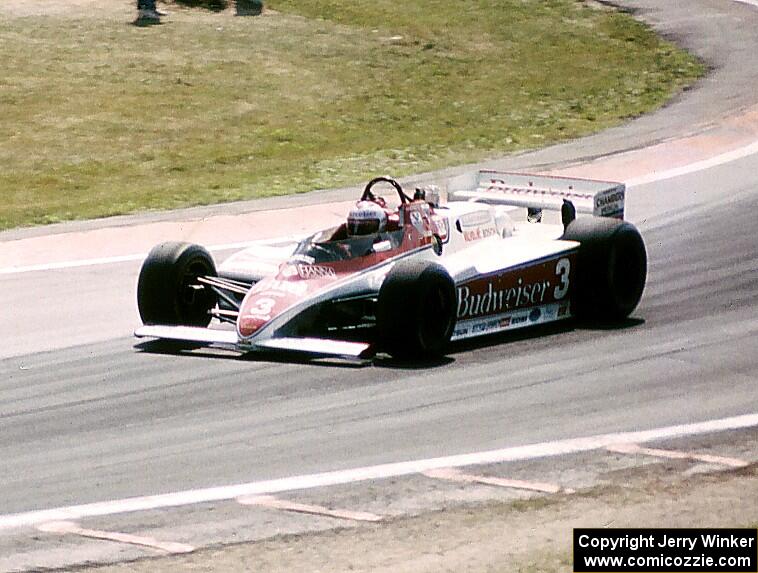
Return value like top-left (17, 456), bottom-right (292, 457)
top-left (347, 218), bottom-right (381, 236)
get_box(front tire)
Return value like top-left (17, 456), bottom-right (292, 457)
top-left (376, 260), bottom-right (456, 359)
top-left (137, 242), bottom-right (217, 327)
top-left (561, 218), bottom-right (647, 322)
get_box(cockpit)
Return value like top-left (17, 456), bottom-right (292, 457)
top-left (285, 176), bottom-right (451, 270)
top-left (289, 177), bottom-right (418, 265)
top-left (290, 225), bottom-right (405, 264)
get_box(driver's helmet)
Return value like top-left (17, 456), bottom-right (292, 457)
top-left (346, 201), bottom-right (387, 236)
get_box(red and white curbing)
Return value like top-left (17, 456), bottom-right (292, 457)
top-left (37, 520), bottom-right (194, 554)
top-left (607, 443), bottom-right (750, 468)
top-left (422, 467), bottom-right (574, 494)
top-left (237, 495), bottom-right (383, 522)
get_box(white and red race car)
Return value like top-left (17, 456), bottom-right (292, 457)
top-left (135, 171), bottom-right (646, 360)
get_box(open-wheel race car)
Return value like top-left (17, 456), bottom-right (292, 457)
top-left (135, 171), bottom-right (647, 360)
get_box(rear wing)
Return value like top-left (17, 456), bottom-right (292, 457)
top-left (448, 170), bottom-right (625, 219)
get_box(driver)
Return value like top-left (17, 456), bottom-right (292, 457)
top-left (346, 201), bottom-right (387, 236)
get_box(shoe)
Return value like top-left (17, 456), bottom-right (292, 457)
top-left (134, 8), bottom-right (161, 24)
top-left (137, 8), bottom-right (161, 20)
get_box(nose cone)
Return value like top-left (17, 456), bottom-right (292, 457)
top-left (238, 312), bottom-right (271, 338)
top-left (236, 263), bottom-right (339, 340)
top-left (237, 280), bottom-right (306, 339)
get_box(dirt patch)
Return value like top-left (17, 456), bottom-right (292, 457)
top-left (82, 465), bottom-right (757, 573)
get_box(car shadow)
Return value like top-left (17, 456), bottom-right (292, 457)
top-left (134, 339), bottom-right (238, 359)
top-left (372, 355), bottom-right (456, 370)
top-left (446, 316), bottom-right (645, 355)
top-left (134, 316), bottom-right (644, 368)
top-left (238, 350), bottom-right (373, 369)
top-left (576, 317), bottom-right (646, 331)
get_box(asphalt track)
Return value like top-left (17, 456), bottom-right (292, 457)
top-left (1, 0), bottom-right (757, 547)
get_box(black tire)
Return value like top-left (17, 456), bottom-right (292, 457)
top-left (376, 260), bottom-right (456, 359)
top-left (137, 242), bottom-right (217, 326)
top-left (561, 217), bottom-right (647, 322)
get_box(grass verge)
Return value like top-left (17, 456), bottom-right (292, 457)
top-left (0, 0), bottom-right (703, 230)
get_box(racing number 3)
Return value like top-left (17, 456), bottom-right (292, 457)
top-left (248, 297), bottom-right (276, 320)
top-left (554, 258), bottom-right (570, 300)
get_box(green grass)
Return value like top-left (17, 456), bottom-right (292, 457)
top-left (0, 1), bottom-right (704, 230)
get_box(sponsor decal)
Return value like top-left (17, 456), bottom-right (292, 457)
top-left (457, 209), bottom-right (499, 243)
top-left (511, 314), bottom-right (528, 326)
top-left (595, 189), bottom-right (625, 218)
top-left (472, 322), bottom-right (490, 334)
top-left (458, 210), bottom-right (492, 228)
top-left (456, 256), bottom-right (574, 320)
top-left (350, 207), bottom-right (382, 219)
top-left (453, 325), bottom-right (470, 338)
top-left (297, 263), bottom-right (336, 279)
top-left (457, 278), bottom-right (550, 318)
top-left (431, 215), bottom-right (450, 244)
top-left (595, 191), bottom-right (623, 208)
top-left (452, 300), bottom-right (573, 341)
top-left (484, 178), bottom-right (594, 202)
top-left (463, 226), bottom-right (498, 242)
top-left (467, 316), bottom-right (512, 336)
top-left (404, 205), bottom-right (433, 238)
top-left (542, 304), bottom-right (557, 320)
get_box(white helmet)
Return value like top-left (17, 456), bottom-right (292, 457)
top-left (347, 201), bottom-right (387, 236)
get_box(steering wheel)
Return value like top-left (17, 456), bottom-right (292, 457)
top-left (361, 176), bottom-right (412, 205)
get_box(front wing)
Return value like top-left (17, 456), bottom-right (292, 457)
top-left (134, 325), bottom-right (372, 358)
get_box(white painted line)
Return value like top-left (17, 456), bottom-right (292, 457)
top-left (423, 467), bottom-right (572, 494)
top-left (734, 0), bottom-right (758, 9)
top-left (37, 520), bottom-right (195, 554)
top-left (237, 495), bottom-right (383, 522)
top-left (0, 240), bottom-right (268, 275)
top-left (607, 443), bottom-right (750, 468)
top-left (1, 412), bottom-right (756, 531)
top-left (625, 139), bottom-right (758, 187)
top-left (0, 253), bottom-right (146, 274)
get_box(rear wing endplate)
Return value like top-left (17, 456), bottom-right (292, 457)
top-left (448, 170), bottom-right (625, 219)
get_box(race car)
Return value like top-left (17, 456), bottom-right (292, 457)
top-left (134, 171), bottom-right (646, 360)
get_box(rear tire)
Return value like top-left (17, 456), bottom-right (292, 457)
top-left (376, 260), bottom-right (456, 359)
top-left (137, 242), bottom-right (217, 326)
top-left (561, 218), bottom-right (647, 322)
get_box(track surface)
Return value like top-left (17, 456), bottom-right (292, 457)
top-left (1, 0), bottom-right (757, 534)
